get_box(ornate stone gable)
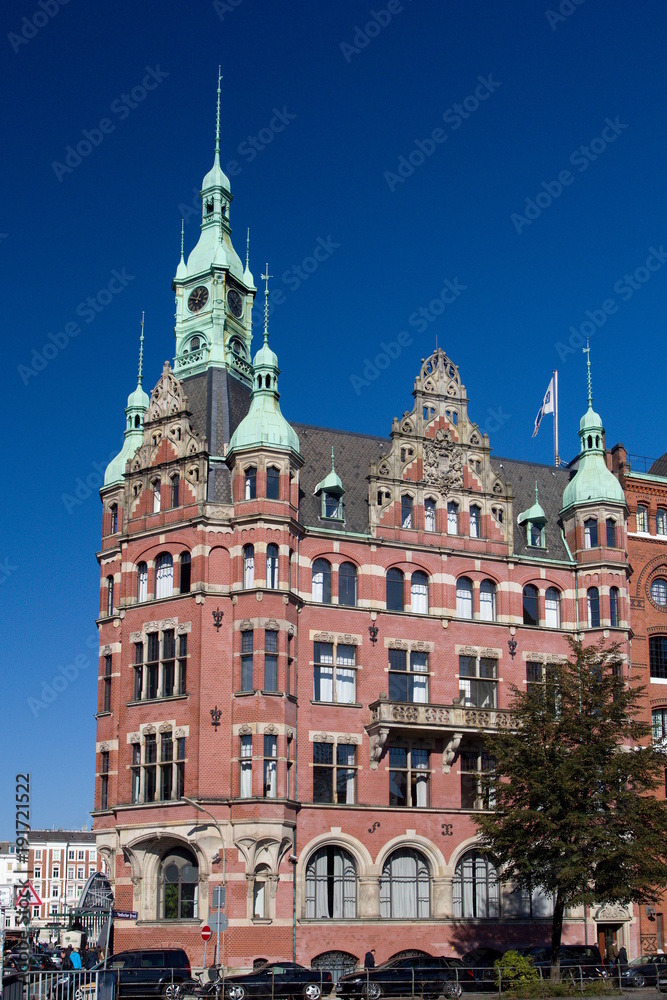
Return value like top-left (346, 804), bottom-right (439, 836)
top-left (368, 348), bottom-right (512, 540)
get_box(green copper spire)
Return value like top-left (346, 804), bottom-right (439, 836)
top-left (561, 341), bottom-right (624, 511)
top-left (228, 264), bottom-right (300, 456)
top-left (314, 447), bottom-right (345, 496)
top-left (104, 315), bottom-right (150, 487)
top-left (518, 480), bottom-right (546, 526)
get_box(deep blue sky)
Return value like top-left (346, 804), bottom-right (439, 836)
top-left (2, 0), bottom-right (666, 834)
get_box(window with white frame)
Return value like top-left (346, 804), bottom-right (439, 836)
top-left (305, 846), bottom-right (356, 919)
top-left (410, 571), bottom-right (429, 613)
top-left (653, 708), bottom-right (667, 744)
top-left (155, 553), bottom-right (173, 599)
top-left (239, 734), bottom-right (253, 797)
top-left (424, 497), bottom-right (436, 532)
top-left (459, 654), bottom-right (498, 708)
top-left (312, 559), bottom-right (331, 603)
top-left (456, 577), bottom-right (473, 618)
top-left (263, 735), bottom-right (277, 798)
top-left (152, 479), bottom-right (161, 513)
top-left (266, 544), bottom-right (279, 589)
top-left (387, 649), bottom-right (428, 702)
top-left (658, 509), bottom-right (667, 536)
top-left (137, 562), bottom-right (148, 602)
top-left (479, 579), bottom-right (496, 622)
top-left (469, 504), bottom-right (481, 538)
top-left (447, 501), bottom-right (459, 535)
top-left (313, 741), bottom-right (357, 804)
top-left (545, 587), bottom-right (561, 628)
top-left (636, 505), bottom-right (649, 532)
top-left (313, 641), bottom-right (356, 704)
top-left (651, 578), bottom-right (667, 607)
top-left (379, 848), bottom-right (429, 918)
top-left (243, 544), bottom-right (255, 588)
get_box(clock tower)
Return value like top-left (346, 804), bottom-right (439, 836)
top-left (172, 70), bottom-right (256, 387)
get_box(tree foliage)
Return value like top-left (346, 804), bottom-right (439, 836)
top-left (476, 638), bottom-right (667, 973)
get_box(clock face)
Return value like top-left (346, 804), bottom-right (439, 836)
top-left (188, 286), bottom-right (209, 313)
top-left (227, 288), bottom-right (243, 318)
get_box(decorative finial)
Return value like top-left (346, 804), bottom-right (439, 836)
top-left (246, 228), bottom-right (250, 270)
top-left (260, 263), bottom-right (272, 343)
top-left (138, 312), bottom-right (145, 386)
top-left (215, 66), bottom-right (222, 160)
top-left (534, 480), bottom-right (539, 503)
top-left (331, 446), bottom-right (335, 472)
top-left (583, 338), bottom-right (592, 408)
top-left (179, 220), bottom-right (184, 262)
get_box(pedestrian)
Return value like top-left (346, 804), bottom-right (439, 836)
top-left (607, 941), bottom-right (619, 968)
top-left (617, 945), bottom-right (628, 967)
top-left (364, 949), bottom-right (376, 969)
top-left (61, 947), bottom-right (73, 971)
top-left (70, 946), bottom-right (82, 971)
top-left (96, 947), bottom-right (105, 964)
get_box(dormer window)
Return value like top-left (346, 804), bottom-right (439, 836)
top-left (314, 448), bottom-right (345, 521)
top-left (323, 493), bottom-right (342, 519)
top-left (528, 522), bottom-right (545, 547)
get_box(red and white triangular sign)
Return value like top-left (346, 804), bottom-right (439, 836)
top-left (16, 881), bottom-right (42, 907)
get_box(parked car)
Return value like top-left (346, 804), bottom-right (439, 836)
top-left (635, 956), bottom-right (667, 991)
top-left (512, 946), bottom-right (606, 981)
top-left (224, 962), bottom-right (331, 1000)
top-left (335, 955), bottom-right (465, 1000)
top-left (51, 949), bottom-right (191, 1000)
top-left (460, 950), bottom-right (503, 985)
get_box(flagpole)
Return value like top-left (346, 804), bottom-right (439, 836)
top-left (553, 369), bottom-right (560, 467)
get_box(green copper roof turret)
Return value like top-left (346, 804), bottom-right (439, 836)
top-left (104, 316), bottom-right (150, 487)
top-left (314, 448), bottom-right (345, 496)
top-left (518, 482), bottom-right (546, 525)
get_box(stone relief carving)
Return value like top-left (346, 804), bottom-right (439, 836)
top-left (442, 733), bottom-right (463, 773)
top-left (369, 727), bottom-right (389, 769)
top-left (423, 429), bottom-right (464, 494)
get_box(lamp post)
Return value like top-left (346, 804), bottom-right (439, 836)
top-left (182, 798), bottom-right (226, 969)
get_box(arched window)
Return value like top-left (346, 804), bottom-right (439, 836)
top-left (401, 495), bottom-right (413, 528)
top-left (636, 505), bottom-right (648, 532)
top-left (155, 553), bottom-right (173, 599)
top-left (170, 475), bottom-right (179, 509)
top-left (651, 578), bottom-right (667, 607)
top-left (424, 498), bottom-right (436, 532)
top-left (587, 587), bottom-right (600, 628)
top-left (447, 501), bottom-right (459, 535)
top-left (253, 864), bottom-right (270, 918)
top-left (545, 587), bottom-right (561, 628)
top-left (523, 584), bottom-right (538, 626)
top-left (379, 848), bottom-right (429, 918)
top-left (266, 544), bottom-right (279, 589)
top-left (411, 572), bottom-right (429, 614)
top-left (658, 510), bottom-right (667, 536)
top-left (479, 580), bottom-right (496, 622)
top-left (339, 563), bottom-right (357, 607)
top-left (312, 559), bottom-right (331, 604)
top-left (584, 518), bottom-right (598, 548)
top-left (606, 518), bottom-right (617, 547)
top-left (453, 851), bottom-right (500, 918)
top-left (456, 577), bottom-right (473, 618)
top-left (469, 504), bottom-right (481, 539)
top-left (305, 846), bottom-right (356, 919)
top-left (180, 552), bottom-right (191, 594)
top-left (109, 504), bottom-right (118, 534)
top-left (243, 545), bottom-right (255, 589)
top-left (152, 479), bottom-right (161, 513)
top-left (386, 568), bottom-right (404, 612)
top-left (244, 466), bottom-right (257, 500)
top-left (159, 848), bottom-right (198, 920)
top-left (266, 466), bottom-right (280, 500)
top-left (610, 586), bottom-right (620, 627)
top-left (106, 576), bottom-right (114, 617)
top-left (137, 562), bottom-right (148, 602)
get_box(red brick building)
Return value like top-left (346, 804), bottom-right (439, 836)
top-left (611, 445), bottom-right (667, 955)
top-left (93, 97), bottom-right (639, 972)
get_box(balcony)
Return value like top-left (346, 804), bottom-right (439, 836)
top-left (366, 698), bottom-right (514, 769)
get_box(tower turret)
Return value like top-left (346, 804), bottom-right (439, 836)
top-left (104, 316), bottom-right (150, 487)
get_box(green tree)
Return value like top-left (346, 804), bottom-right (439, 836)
top-left (476, 638), bottom-right (667, 977)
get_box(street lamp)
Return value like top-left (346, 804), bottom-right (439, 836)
top-left (182, 797), bottom-right (226, 968)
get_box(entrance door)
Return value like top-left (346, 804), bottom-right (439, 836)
top-left (598, 924), bottom-right (622, 963)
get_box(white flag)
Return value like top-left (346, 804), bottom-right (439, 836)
top-left (533, 377), bottom-right (555, 438)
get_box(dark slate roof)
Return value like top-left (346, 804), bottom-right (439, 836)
top-left (490, 456), bottom-right (574, 562)
top-left (649, 453), bottom-right (667, 476)
top-left (181, 369), bottom-right (251, 457)
top-left (293, 423), bottom-right (390, 536)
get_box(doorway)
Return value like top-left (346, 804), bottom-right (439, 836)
top-left (598, 923), bottom-right (622, 962)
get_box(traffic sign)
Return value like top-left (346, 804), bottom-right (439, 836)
top-left (16, 881), bottom-right (42, 907)
top-left (211, 886), bottom-right (225, 910)
top-left (201, 924), bottom-right (212, 942)
top-left (113, 910), bottom-right (138, 920)
top-left (210, 912), bottom-right (228, 933)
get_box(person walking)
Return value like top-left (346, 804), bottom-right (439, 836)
top-left (70, 946), bottom-right (82, 971)
top-left (364, 950), bottom-right (376, 969)
top-left (607, 941), bottom-right (619, 968)
top-left (61, 947), bottom-right (73, 971)
top-left (617, 945), bottom-right (628, 967)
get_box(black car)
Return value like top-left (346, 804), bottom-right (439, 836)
top-left (51, 949), bottom-right (191, 1000)
top-left (626, 955), bottom-right (667, 989)
top-left (512, 946), bottom-right (606, 981)
top-left (224, 962), bottom-right (331, 1000)
top-left (335, 956), bottom-right (466, 1000)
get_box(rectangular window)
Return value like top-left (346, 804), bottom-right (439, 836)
top-left (313, 642), bottom-right (356, 703)
top-left (171, 476), bottom-right (179, 509)
top-left (424, 498), bottom-right (436, 532)
top-left (77, 867), bottom-right (84, 880)
top-left (447, 501), bottom-right (458, 534)
top-left (636, 505), bottom-right (648, 532)
top-left (103, 654), bottom-right (112, 712)
top-left (606, 518), bottom-right (616, 547)
top-left (388, 746), bottom-right (429, 807)
top-left (144, 734), bottom-right (157, 802)
top-left (133, 642), bottom-right (143, 701)
top-left (263, 735), bottom-right (277, 798)
top-left (162, 629), bottom-right (175, 697)
top-left (264, 630), bottom-right (278, 692)
top-left (68, 867), bottom-right (74, 880)
top-left (241, 629), bottom-right (253, 692)
top-left (650, 637), bottom-right (667, 680)
top-left (178, 634), bottom-right (187, 694)
top-left (459, 655), bottom-right (498, 709)
top-left (100, 750), bottom-right (109, 810)
top-left (658, 510), bottom-right (667, 536)
top-left (460, 749), bottom-right (494, 810)
top-left (313, 742), bottom-right (357, 804)
top-left (401, 495), bottom-right (413, 528)
top-left (584, 518), bottom-right (598, 548)
top-left (387, 649), bottom-right (429, 703)
top-left (240, 734), bottom-right (253, 797)
top-left (131, 742), bottom-right (141, 803)
top-left (175, 737), bottom-right (185, 799)
top-left (160, 732), bottom-right (173, 801)
top-left (469, 505), bottom-right (481, 539)
top-left (147, 632), bottom-right (159, 700)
